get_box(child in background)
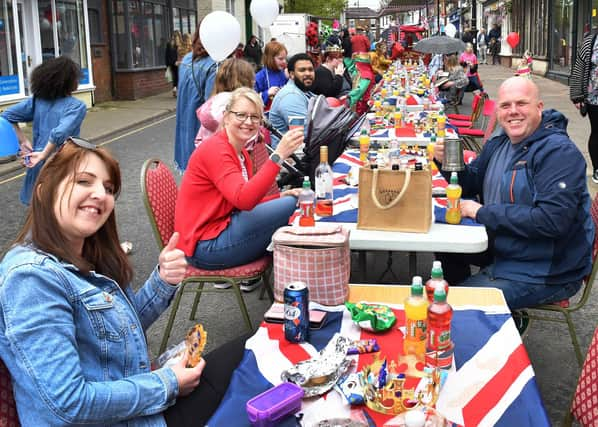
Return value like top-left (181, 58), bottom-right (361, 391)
top-left (516, 50), bottom-right (533, 79)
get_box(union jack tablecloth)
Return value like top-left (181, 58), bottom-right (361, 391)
top-left (300, 150), bottom-right (480, 226)
top-left (207, 302), bottom-right (549, 427)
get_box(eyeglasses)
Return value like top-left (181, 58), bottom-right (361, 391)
top-left (67, 136), bottom-right (98, 150)
top-left (228, 110), bottom-right (262, 124)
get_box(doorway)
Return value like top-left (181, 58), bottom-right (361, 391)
top-left (16, 0), bottom-right (40, 95)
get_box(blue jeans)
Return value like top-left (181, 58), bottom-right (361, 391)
top-left (190, 196), bottom-right (297, 270)
top-left (458, 266), bottom-right (582, 310)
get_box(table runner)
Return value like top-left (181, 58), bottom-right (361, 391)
top-left (208, 303), bottom-right (549, 427)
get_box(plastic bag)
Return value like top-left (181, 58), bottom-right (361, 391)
top-left (165, 66), bottom-right (173, 83)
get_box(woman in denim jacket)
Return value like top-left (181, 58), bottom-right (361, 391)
top-left (0, 140), bottom-right (245, 426)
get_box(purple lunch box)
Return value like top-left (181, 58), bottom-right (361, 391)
top-left (246, 382), bottom-right (304, 427)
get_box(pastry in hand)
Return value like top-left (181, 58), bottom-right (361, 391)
top-left (185, 324), bottom-right (207, 368)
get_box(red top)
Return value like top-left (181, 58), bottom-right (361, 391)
top-left (351, 34), bottom-right (371, 54)
top-left (175, 129), bottom-right (281, 256)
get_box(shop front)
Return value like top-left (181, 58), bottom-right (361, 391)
top-left (0, 0), bottom-right (94, 107)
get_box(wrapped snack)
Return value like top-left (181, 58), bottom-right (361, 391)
top-left (347, 339), bottom-right (380, 355)
top-left (185, 324), bottom-right (207, 368)
top-left (345, 302), bottom-right (396, 332)
top-left (335, 372), bottom-right (366, 405)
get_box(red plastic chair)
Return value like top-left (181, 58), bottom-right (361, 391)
top-left (457, 99), bottom-right (497, 153)
top-left (565, 326), bottom-right (598, 426)
top-left (140, 159), bottom-right (273, 353)
top-left (447, 92), bottom-right (486, 127)
top-left (0, 358), bottom-right (19, 426)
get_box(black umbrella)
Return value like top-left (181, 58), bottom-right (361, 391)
top-left (413, 35), bottom-right (466, 54)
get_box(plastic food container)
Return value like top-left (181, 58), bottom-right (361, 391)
top-left (246, 382), bottom-right (304, 427)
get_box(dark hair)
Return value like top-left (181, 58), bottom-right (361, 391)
top-left (287, 53), bottom-right (314, 72)
top-left (30, 56), bottom-right (80, 100)
top-left (192, 22), bottom-right (209, 60)
top-left (14, 142), bottom-right (133, 287)
top-left (263, 41), bottom-right (287, 70)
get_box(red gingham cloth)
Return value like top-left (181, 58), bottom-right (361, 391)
top-left (272, 226), bottom-right (350, 305)
top-left (571, 327), bottom-right (598, 426)
top-left (0, 359), bottom-right (19, 427)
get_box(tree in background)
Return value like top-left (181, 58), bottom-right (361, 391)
top-left (284, 0), bottom-right (346, 17)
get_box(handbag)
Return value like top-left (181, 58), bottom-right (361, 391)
top-left (272, 224), bottom-right (350, 305)
top-left (580, 102), bottom-right (588, 117)
top-left (357, 167), bottom-right (432, 233)
top-left (164, 66), bottom-right (173, 83)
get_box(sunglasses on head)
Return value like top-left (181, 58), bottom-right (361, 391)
top-left (67, 136), bottom-right (97, 150)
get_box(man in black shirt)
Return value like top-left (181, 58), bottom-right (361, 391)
top-left (311, 45), bottom-right (346, 98)
top-left (244, 35), bottom-right (263, 70)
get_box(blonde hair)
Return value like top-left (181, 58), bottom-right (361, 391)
top-left (226, 87), bottom-right (264, 118)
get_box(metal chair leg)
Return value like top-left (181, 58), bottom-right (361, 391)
top-left (565, 312), bottom-right (584, 367)
top-left (262, 271), bottom-right (275, 302)
top-left (189, 282), bottom-right (205, 320)
top-left (231, 281), bottom-right (253, 331)
top-left (160, 283), bottom-right (186, 353)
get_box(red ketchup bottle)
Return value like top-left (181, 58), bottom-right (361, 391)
top-left (426, 287), bottom-right (453, 352)
top-left (425, 260), bottom-right (449, 303)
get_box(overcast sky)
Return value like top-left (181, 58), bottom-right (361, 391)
top-left (348, 0), bottom-right (381, 10)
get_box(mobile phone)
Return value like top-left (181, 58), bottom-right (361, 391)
top-left (263, 303), bottom-right (328, 329)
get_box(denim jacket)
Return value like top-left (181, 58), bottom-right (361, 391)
top-left (0, 244), bottom-right (180, 426)
top-left (1, 96), bottom-right (86, 205)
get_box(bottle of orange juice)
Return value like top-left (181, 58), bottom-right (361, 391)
top-left (403, 276), bottom-right (428, 359)
top-left (445, 172), bottom-right (462, 224)
top-left (359, 129), bottom-right (370, 162)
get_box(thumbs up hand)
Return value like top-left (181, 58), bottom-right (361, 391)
top-left (158, 232), bottom-right (188, 285)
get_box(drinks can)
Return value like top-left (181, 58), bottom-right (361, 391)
top-left (284, 282), bottom-right (309, 343)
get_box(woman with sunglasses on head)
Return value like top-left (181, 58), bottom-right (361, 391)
top-left (0, 139), bottom-right (250, 426)
top-left (176, 87), bottom-right (303, 271)
top-left (1, 56), bottom-right (86, 205)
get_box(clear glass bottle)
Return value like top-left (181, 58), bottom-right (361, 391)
top-left (314, 146), bottom-right (333, 217)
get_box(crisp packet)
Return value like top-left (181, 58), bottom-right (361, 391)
top-left (347, 339), bottom-right (380, 355)
top-left (345, 302), bottom-right (396, 332)
top-left (335, 372), bottom-right (365, 405)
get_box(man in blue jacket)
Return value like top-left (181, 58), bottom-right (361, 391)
top-left (269, 53), bottom-right (315, 148)
top-left (434, 77), bottom-right (594, 309)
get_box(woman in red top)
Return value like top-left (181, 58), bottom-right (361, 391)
top-left (175, 87), bottom-right (303, 269)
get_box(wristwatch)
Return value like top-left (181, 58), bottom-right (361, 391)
top-left (270, 153), bottom-right (283, 166)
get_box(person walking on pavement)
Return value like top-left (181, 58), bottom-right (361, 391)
top-left (477, 28), bottom-right (487, 64)
top-left (165, 31), bottom-right (182, 97)
top-left (433, 77), bottom-right (593, 310)
top-left (488, 24), bottom-right (501, 65)
top-left (1, 56), bottom-right (86, 205)
top-left (570, 30), bottom-right (598, 183)
top-left (174, 27), bottom-right (217, 172)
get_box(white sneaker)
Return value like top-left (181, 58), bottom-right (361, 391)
top-left (592, 170), bottom-right (598, 184)
top-left (213, 282), bottom-right (232, 289)
top-left (240, 279), bottom-right (262, 292)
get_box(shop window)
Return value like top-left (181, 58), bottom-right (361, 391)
top-left (226, 0), bottom-right (235, 15)
top-left (172, 7), bottom-right (195, 35)
top-left (551, 0), bottom-right (573, 73)
top-left (112, 0), bottom-right (168, 69)
top-left (37, 0), bottom-right (90, 84)
top-left (0, 0), bottom-right (20, 95)
top-left (87, 0), bottom-right (103, 44)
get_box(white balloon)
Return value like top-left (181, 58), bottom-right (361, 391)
top-left (199, 11), bottom-right (240, 62)
top-left (445, 23), bottom-right (457, 38)
top-left (250, 0), bottom-right (279, 28)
